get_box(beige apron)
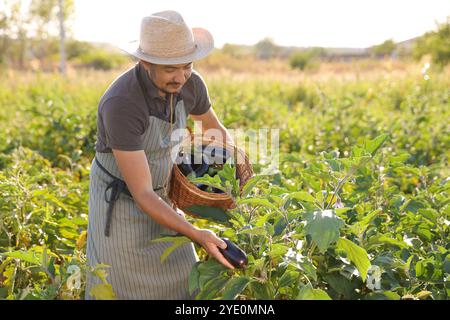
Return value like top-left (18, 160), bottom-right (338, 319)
top-left (85, 99), bottom-right (199, 300)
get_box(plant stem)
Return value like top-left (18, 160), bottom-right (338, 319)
top-left (308, 242), bottom-right (317, 259)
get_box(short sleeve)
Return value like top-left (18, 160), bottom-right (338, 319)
top-left (101, 97), bottom-right (147, 151)
top-left (188, 71), bottom-right (212, 115)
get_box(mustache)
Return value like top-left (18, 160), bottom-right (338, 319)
top-left (167, 82), bottom-right (181, 86)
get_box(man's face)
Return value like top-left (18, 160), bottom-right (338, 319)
top-left (144, 61), bottom-right (193, 96)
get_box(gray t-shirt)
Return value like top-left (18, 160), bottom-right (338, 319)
top-left (94, 62), bottom-right (211, 153)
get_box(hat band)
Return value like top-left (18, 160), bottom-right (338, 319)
top-left (138, 43), bottom-right (198, 60)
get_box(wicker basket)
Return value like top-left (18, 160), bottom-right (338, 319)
top-left (169, 134), bottom-right (253, 217)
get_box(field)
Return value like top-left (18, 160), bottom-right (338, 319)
top-left (0, 59), bottom-right (449, 300)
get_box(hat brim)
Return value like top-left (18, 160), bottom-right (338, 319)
top-left (119, 28), bottom-right (214, 65)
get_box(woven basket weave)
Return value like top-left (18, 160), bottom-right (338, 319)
top-left (169, 134), bottom-right (253, 216)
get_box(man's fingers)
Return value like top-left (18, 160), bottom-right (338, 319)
top-left (208, 245), bottom-right (234, 270)
top-left (215, 237), bottom-right (227, 249)
top-left (205, 232), bottom-right (226, 249)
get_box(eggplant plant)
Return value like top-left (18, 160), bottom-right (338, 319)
top-left (153, 133), bottom-right (449, 300)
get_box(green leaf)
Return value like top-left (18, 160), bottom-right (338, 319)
top-left (279, 270), bottom-right (299, 288)
top-left (336, 238), bottom-right (371, 282)
top-left (366, 291), bottom-right (401, 300)
top-left (273, 217), bottom-right (288, 236)
top-left (324, 273), bottom-right (359, 299)
top-left (219, 161), bottom-right (240, 197)
top-left (185, 205), bottom-right (231, 225)
top-left (47, 257), bottom-right (56, 279)
top-left (298, 260), bottom-right (318, 282)
top-left (237, 198), bottom-right (278, 211)
top-left (418, 208), bottom-right (438, 224)
top-left (404, 200), bottom-right (428, 214)
top-left (414, 224), bottom-right (433, 241)
top-left (198, 259), bottom-right (228, 290)
top-left (367, 235), bottom-right (407, 249)
top-left (351, 146), bottom-right (366, 158)
top-left (382, 291), bottom-right (401, 300)
top-left (303, 210), bottom-right (344, 253)
top-left (0, 287), bottom-right (8, 299)
top-left (196, 276), bottom-right (229, 300)
top-left (91, 264), bottom-right (111, 284)
top-left (31, 189), bottom-right (70, 212)
top-left (268, 244), bottom-right (289, 258)
top-left (335, 207), bottom-right (352, 215)
top-left (241, 175), bottom-right (264, 198)
top-left (287, 191), bottom-right (316, 203)
top-left (188, 262), bottom-right (201, 296)
top-left (218, 161), bottom-right (237, 182)
top-left (415, 260), bottom-right (425, 277)
top-left (221, 276), bottom-right (251, 300)
top-left (149, 236), bottom-right (192, 263)
top-left (416, 291), bottom-right (432, 300)
top-left (364, 134), bottom-right (388, 156)
top-left (188, 174), bottom-right (228, 192)
top-left (89, 284), bottom-right (117, 300)
top-left (240, 226), bottom-right (267, 236)
top-left (1, 250), bottom-right (41, 265)
top-left (297, 285), bottom-right (332, 300)
top-left (349, 209), bottom-right (382, 237)
top-left (359, 208), bottom-right (382, 227)
top-left (248, 281), bottom-right (273, 300)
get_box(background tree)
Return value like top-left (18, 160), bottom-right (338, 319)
top-left (0, 0), bottom-right (31, 68)
top-left (413, 17), bottom-right (450, 67)
top-left (58, 0), bottom-right (66, 74)
top-left (370, 39), bottom-right (396, 58)
top-left (0, 0), bottom-right (74, 69)
top-left (289, 47), bottom-right (325, 71)
top-left (254, 37), bottom-right (281, 60)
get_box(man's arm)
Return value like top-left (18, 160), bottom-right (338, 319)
top-left (112, 149), bottom-right (234, 269)
top-left (190, 108), bottom-right (234, 146)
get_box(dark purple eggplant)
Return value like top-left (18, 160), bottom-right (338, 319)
top-left (196, 184), bottom-right (224, 194)
top-left (213, 188), bottom-right (224, 194)
top-left (202, 146), bottom-right (231, 165)
top-left (218, 238), bottom-right (248, 268)
top-left (196, 183), bottom-right (208, 191)
top-left (179, 163), bottom-right (194, 176)
top-left (177, 151), bottom-right (195, 176)
top-left (179, 146), bottom-right (235, 194)
top-left (193, 162), bottom-right (210, 177)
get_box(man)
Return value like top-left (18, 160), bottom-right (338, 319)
top-left (85, 10), bottom-right (234, 300)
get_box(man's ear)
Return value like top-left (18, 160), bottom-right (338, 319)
top-left (140, 60), bottom-right (152, 69)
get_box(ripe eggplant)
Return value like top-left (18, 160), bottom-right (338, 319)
top-left (178, 146), bottom-right (234, 194)
top-left (213, 188), bottom-right (224, 194)
top-left (196, 184), bottom-right (224, 194)
top-left (179, 163), bottom-right (194, 176)
top-left (193, 161), bottom-right (210, 177)
top-left (196, 183), bottom-right (208, 191)
top-left (218, 238), bottom-right (248, 268)
top-left (202, 146), bottom-right (231, 165)
top-left (177, 151), bottom-right (195, 176)
top-left (178, 150), bottom-right (210, 179)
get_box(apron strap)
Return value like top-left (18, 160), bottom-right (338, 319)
top-left (104, 179), bottom-right (127, 237)
top-left (95, 157), bottom-right (163, 237)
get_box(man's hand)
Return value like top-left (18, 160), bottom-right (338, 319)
top-left (191, 229), bottom-right (235, 270)
top-left (190, 108), bottom-right (235, 147)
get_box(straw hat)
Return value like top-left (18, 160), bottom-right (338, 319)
top-left (120, 10), bottom-right (214, 65)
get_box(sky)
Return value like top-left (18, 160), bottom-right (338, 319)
top-left (72, 0), bottom-right (450, 48)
